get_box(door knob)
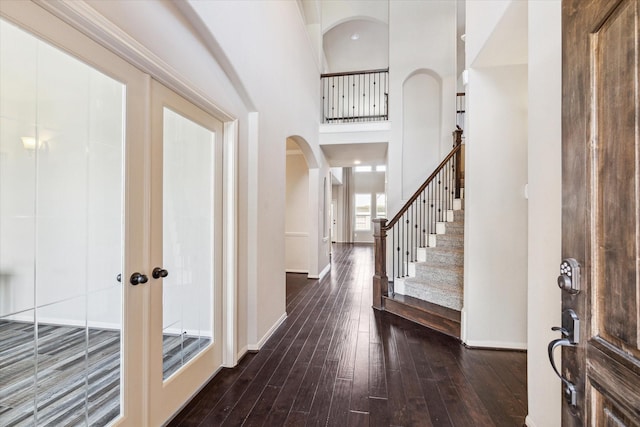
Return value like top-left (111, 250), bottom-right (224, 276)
top-left (152, 267), bottom-right (169, 279)
top-left (130, 272), bottom-right (148, 285)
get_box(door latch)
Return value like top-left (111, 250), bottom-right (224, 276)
top-left (548, 309), bottom-right (580, 407)
top-left (558, 258), bottom-right (580, 294)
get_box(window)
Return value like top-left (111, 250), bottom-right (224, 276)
top-left (355, 165), bottom-right (372, 172)
top-left (376, 193), bottom-right (387, 218)
top-left (355, 193), bottom-right (371, 230)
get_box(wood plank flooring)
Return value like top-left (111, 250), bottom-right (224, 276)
top-left (169, 244), bottom-right (528, 427)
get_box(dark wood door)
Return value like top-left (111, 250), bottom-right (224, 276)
top-left (561, 0), bottom-right (640, 425)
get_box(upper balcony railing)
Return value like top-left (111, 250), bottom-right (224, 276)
top-left (321, 68), bottom-right (389, 124)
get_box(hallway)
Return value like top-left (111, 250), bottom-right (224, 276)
top-left (169, 244), bottom-right (527, 426)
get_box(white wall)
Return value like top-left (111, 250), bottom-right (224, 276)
top-left (179, 0), bottom-right (331, 350)
top-left (463, 0), bottom-right (528, 349)
top-left (285, 151), bottom-right (310, 273)
top-left (402, 71), bottom-right (442, 199)
top-left (526, 1), bottom-right (562, 426)
top-left (387, 0), bottom-right (456, 216)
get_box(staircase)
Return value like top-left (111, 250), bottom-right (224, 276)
top-left (373, 129), bottom-right (465, 338)
top-left (397, 205), bottom-right (463, 310)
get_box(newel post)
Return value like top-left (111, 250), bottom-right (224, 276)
top-left (372, 218), bottom-right (388, 310)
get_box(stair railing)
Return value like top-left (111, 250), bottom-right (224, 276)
top-left (373, 129), bottom-right (463, 310)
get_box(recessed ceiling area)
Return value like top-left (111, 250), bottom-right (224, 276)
top-left (321, 142), bottom-right (388, 167)
top-left (323, 19), bottom-right (388, 73)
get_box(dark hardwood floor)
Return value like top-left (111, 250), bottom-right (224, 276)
top-left (169, 244), bottom-right (527, 427)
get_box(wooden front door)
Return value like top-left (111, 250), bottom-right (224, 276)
top-left (561, 0), bottom-right (640, 425)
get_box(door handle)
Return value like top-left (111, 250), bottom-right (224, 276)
top-left (548, 338), bottom-right (578, 406)
top-left (548, 308), bottom-right (580, 407)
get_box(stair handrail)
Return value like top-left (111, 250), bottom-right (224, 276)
top-left (373, 128), bottom-right (463, 310)
top-left (384, 137), bottom-right (462, 231)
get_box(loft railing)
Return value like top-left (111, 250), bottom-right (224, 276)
top-left (373, 128), bottom-right (463, 309)
top-left (321, 68), bottom-right (389, 123)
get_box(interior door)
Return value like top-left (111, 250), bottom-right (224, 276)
top-left (560, 0), bottom-right (640, 425)
top-left (148, 80), bottom-right (223, 425)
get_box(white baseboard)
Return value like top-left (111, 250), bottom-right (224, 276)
top-left (318, 263), bottom-right (331, 280)
top-left (247, 312), bottom-right (287, 351)
top-left (524, 415), bottom-right (537, 427)
top-left (308, 262), bottom-right (330, 280)
top-left (235, 345), bottom-right (249, 364)
top-left (463, 339), bottom-right (527, 351)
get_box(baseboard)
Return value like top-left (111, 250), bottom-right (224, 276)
top-left (463, 339), bottom-right (527, 351)
top-left (247, 312), bottom-right (287, 351)
top-left (318, 263), bottom-right (331, 280)
top-left (308, 262), bottom-right (330, 280)
top-left (524, 415), bottom-right (537, 427)
top-left (235, 345), bottom-right (249, 364)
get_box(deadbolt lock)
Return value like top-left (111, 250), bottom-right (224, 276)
top-left (558, 258), bottom-right (580, 294)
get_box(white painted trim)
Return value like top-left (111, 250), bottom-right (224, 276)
top-left (319, 263), bottom-right (331, 279)
top-left (33, 0), bottom-right (235, 122)
top-left (237, 345), bottom-right (249, 361)
top-left (319, 121), bottom-right (391, 133)
top-left (247, 313), bottom-right (287, 351)
top-left (247, 112), bottom-right (260, 348)
top-left (464, 340), bottom-right (528, 351)
top-left (222, 119), bottom-right (238, 368)
top-left (524, 415), bottom-right (538, 427)
top-left (286, 269), bottom-right (309, 274)
top-left (309, 262), bottom-right (330, 280)
top-left (285, 231), bottom-right (309, 238)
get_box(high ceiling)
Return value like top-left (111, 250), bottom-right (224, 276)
top-left (323, 19), bottom-right (388, 73)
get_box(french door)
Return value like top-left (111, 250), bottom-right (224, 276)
top-left (0, 3), bottom-right (225, 425)
top-left (147, 80), bottom-right (223, 426)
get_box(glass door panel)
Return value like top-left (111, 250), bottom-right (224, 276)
top-left (148, 81), bottom-right (222, 425)
top-left (161, 108), bottom-right (214, 380)
top-left (0, 17), bottom-right (125, 426)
